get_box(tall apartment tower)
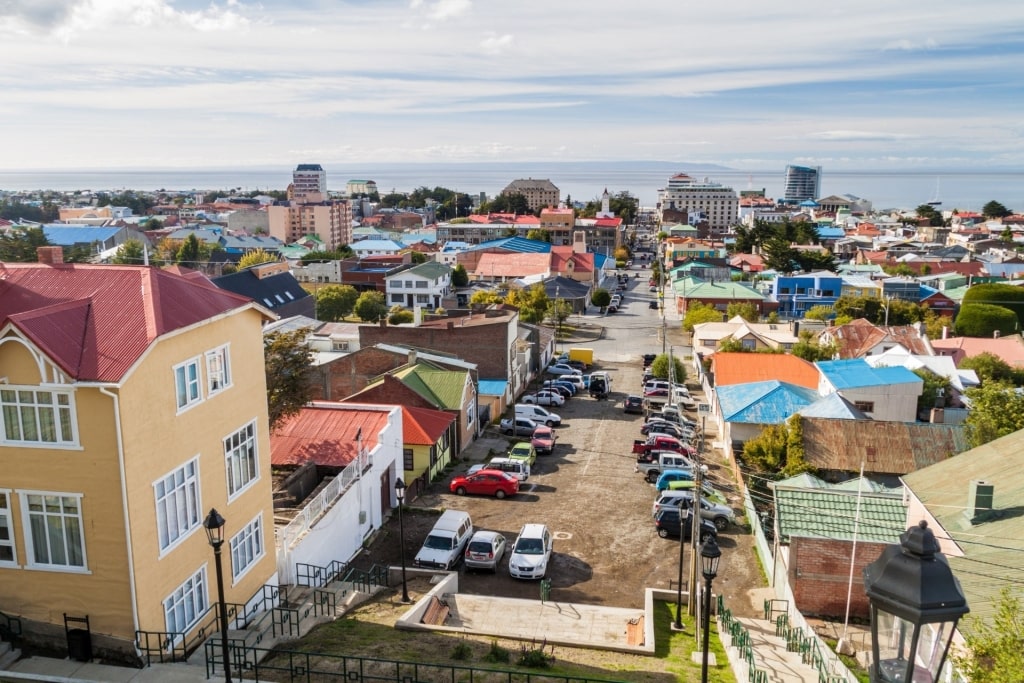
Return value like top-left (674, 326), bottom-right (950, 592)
top-left (656, 173), bottom-right (738, 234)
top-left (291, 163), bottom-right (327, 202)
top-left (783, 165), bottom-right (821, 204)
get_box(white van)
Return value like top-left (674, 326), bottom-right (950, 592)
top-left (413, 510), bottom-right (474, 570)
top-left (483, 457), bottom-right (530, 481)
top-left (514, 404), bottom-right (562, 427)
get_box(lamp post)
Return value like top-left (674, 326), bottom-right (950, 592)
top-left (394, 478), bottom-right (411, 603)
top-left (673, 508), bottom-right (685, 630)
top-left (863, 520), bottom-right (969, 683)
top-left (203, 508), bottom-right (232, 683)
top-left (700, 536), bottom-right (721, 683)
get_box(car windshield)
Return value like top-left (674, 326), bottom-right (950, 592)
top-left (468, 541), bottom-right (493, 553)
top-left (514, 538), bottom-right (545, 554)
top-left (424, 534), bottom-right (454, 550)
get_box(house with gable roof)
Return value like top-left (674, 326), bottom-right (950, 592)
top-left (716, 380), bottom-right (820, 445)
top-left (769, 271), bottom-right (844, 319)
top-left (399, 406), bottom-right (458, 500)
top-left (673, 277), bottom-right (776, 317)
top-left (931, 333), bottom-right (1024, 368)
top-left (211, 260), bottom-right (315, 319)
top-left (818, 319), bottom-right (934, 359)
top-left (0, 247), bottom-right (278, 659)
top-left (691, 317), bottom-right (800, 358)
top-left (384, 260), bottom-right (452, 310)
top-left (816, 359), bottom-right (922, 422)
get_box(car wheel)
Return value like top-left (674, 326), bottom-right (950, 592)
top-left (455, 486), bottom-right (466, 495)
top-left (646, 472), bottom-right (658, 483)
top-left (700, 531), bottom-right (713, 543)
top-left (714, 517), bottom-right (729, 531)
top-left (657, 528), bottom-right (670, 538)
top-left (495, 489), bottom-right (506, 499)
top-left (503, 429), bottom-right (511, 435)
top-left (546, 419), bottom-right (556, 427)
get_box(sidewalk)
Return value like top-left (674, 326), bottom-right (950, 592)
top-left (0, 656), bottom-right (219, 682)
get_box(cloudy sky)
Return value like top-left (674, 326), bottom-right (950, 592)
top-left (3, 0), bottom-right (1024, 171)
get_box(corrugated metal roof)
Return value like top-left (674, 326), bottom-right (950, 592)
top-left (801, 417), bottom-right (968, 475)
top-left (716, 381), bottom-right (819, 424)
top-left (902, 428), bottom-right (1024, 635)
top-left (478, 379), bottom-right (508, 396)
top-left (816, 358), bottom-right (921, 389)
top-left (797, 393), bottom-right (869, 419)
top-left (270, 404), bottom-right (390, 467)
top-left (403, 405), bottom-right (455, 444)
top-left (0, 263), bottom-right (257, 382)
top-left (713, 353), bottom-right (820, 389)
top-left (775, 488), bottom-right (907, 543)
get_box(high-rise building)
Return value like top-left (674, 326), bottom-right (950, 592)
top-left (656, 174), bottom-right (738, 233)
top-left (783, 165), bottom-right (821, 204)
top-left (268, 199), bottom-right (353, 251)
top-left (291, 163), bottom-right (327, 202)
top-left (501, 178), bottom-right (560, 213)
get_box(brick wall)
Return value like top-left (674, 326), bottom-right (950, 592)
top-left (788, 536), bottom-right (888, 619)
top-left (360, 320), bottom-right (511, 379)
top-left (313, 347), bottom-right (408, 401)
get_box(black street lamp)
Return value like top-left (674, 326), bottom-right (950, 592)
top-left (394, 478), bottom-right (411, 604)
top-left (863, 520), bottom-right (969, 683)
top-left (673, 508), bottom-right (686, 630)
top-left (203, 508), bottom-right (232, 683)
top-left (700, 536), bottom-right (721, 683)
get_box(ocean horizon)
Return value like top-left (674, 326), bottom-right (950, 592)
top-left (1, 162), bottom-right (1022, 214)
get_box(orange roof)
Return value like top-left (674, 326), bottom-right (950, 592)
top-left (474, 252), bottom-right (550, 278)
top-left (270, 403), bottom-right (390, 467)
top-left (931, 335), bottom-right (1024, 368)
top-left (712, 352), bottom-right (820, 389)
top-left (550, 247), bottom-right (595, 273)
top-left (403, 406), bottom-right (456, 445)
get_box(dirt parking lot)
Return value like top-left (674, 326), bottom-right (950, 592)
top-left (354, 357), bottom-right (764, 619)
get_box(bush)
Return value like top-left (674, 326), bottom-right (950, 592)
top-left (484, 641), bottom-right (510, 663)
top-left (450, 641), bottom-right (472, 661)
top-left (388, 309), bottom-right (414, 325)
top-left (518, 644), bottom-right (553, 668)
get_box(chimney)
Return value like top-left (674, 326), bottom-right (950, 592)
top-left (942, 325), bottom-right (949, 339)
top-left (37, 246), bottom-right (64, 265)
top-left (994, 329), bottom-right (1001, 338)
top-left (408, 349), bottom-right (417, 365)
top-left (965, 480), bottom-right (995, 525)
top-left (929, 407), bottom-right (944, 424)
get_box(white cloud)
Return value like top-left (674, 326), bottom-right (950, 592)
top-left (480, 33), bottom-right (513, 55)
top-left (806, 131), bottom-right (918, 142)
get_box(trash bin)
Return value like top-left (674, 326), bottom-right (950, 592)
top-left (540, 578), bottom-right (552, 603)
top-left (67, 628), bottom-right (92, 662)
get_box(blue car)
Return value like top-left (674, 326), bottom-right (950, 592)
top-left (655, 468), bottom-right (697, 491)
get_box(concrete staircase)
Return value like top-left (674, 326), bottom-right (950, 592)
top-left (0, 638), bottom-right (21, 671)
top-left (731, 616), bottom-right (823, 683)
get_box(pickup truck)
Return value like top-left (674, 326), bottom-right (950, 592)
top-left (632, 434), bottom-right (693, 457)
top-left (636, 451), bottom-right (707, 482)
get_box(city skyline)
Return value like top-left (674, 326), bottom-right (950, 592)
top-left (3, 0), bottom-right (1024, 172)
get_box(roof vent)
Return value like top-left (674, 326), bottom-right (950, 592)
top-left (965, 480), bottom-right (995, 525)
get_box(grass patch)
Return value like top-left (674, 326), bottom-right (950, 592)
top-left (651, 601), bottom-right (737, 683)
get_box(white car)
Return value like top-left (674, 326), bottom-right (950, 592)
top-left (464, 530), bottom-right (508, 572)
top-left (547, 363), bottom-right (583, 377)
top-left (508, 523), bottom-right (553, 580)
top-left (523, 390), bottom-right (565, 407)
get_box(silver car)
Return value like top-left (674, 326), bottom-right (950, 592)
top-left (464, 530), bottom-right (507, 572)
top-left (652, 491), bottom-right (735, 530)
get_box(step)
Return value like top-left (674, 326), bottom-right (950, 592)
top-left (733, 617), bottom-right (822, 683)
top-left (0, 644), bottom-right (21, 671)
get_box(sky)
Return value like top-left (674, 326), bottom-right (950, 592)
top-left (3, 0), bottom-right (1024, 172)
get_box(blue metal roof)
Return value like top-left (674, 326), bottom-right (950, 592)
top-left (817, 227), bottom-right (845, 239)
top-left (473, 236), bottom-right (552, 253)
top-left (477, 379), bottom-right (508, 397)
top-left (716, 380), bottom-right (820, 424)
top-left (816, 359), bottom-right (921, 389)
top-left (42, 225), bottom-right (122, 244)
top-left (797, 393), bottom-right (869, 419)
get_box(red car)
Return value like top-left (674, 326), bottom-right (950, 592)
top-left (531, 425), bottom-right (557, 454)
top-left (449, 469), bottom-right (520, 499)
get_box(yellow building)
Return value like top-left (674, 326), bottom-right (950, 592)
top-left (0, 247), bottom-right (276, 661)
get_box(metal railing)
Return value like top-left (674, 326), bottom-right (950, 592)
top-left (295, 560), bottom-right (347, 588)
top-left (135, 601), bottom-right (241, 665)
top-left (341, 564), bottom-right (389, 594)
top-left (0, 609), bottom-right (22, 645)
top-left (203, 642), bottom-right (630, 683)
top-left (276, 452), bottom-right (371, 551)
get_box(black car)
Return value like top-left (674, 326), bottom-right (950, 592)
top-left (624, 395), bottom-right (644, 414)
top-left (654, 507), bottom-right (718, 542)
top-left (648, 301), bottom-right (659, 310)
top-left (643, 354), bottom-right (657, 367)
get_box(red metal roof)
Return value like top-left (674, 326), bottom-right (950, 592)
top-left (0, 263), bottom-right (255, 382)
top-left (403, 405), bottom-right (455, 444)
top-left (270, 404), bottom-right (390, 467)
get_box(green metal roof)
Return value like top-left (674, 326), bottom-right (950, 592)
top-left (405, 261), bottom-right (453, 279)
top-left (394, 365), bottom-right (467, 409)
top-left (774, 488), bottom-right (907, 543)
top-left (674, 278), bottom-right (765, 300)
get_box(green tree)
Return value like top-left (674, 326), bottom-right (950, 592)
top-left (683, 302), bottom-right (723, 332)
top-left (732, 219), bottom-right (777, 254)
top-left (761, 236), bottom-right (798, 272)
top-left (111, 239), bottom-right (146, 265)
top-left (388, 306), bottom-right (414, 324)
top-left (955, 304), bottom-right (1019, 338)
top-left (741, 416), bottom-right (815, 476)
top-left (546, 298), bottom-right (573, 339)
top-left (0, 226), bottom-right (51, 262)
top-left (913, 368), bottom-right (951, 415)
top-left (982, 200), bottom-right (1012, 219)
top-left (175, 233), bottom-right (206, 266)
top-left (264, 329), bottom-right (315, 433)
top-left (237, 248), bottom-right (278, 269)
top-left (782, 414), bottom-right (813, 477)
top-left (451, 264), bottom-right (469, 287)
top-left (914, 204), bottom-right (945, 227)
top-left (963, 382), bottom-right (1024, 448)
top-left (953, 587), bottom-right (1024, 683)
top-left (353, 291), bottom-right (388, 322)
top-left (959, 352), bottom-right (1019, 385)
top-left (408, 251), bottom-right (428, 264)
top-left (804, 305), bottom-right (833, 321)
top-left (507, 283), bottom-right (550, 324)
top-left (962, 283), bottom-right (1024, 327)
top-left (650, 353), bottom-right (686, 385)
top-left (526, 229), bottom-right (551, 243)
top-left (316, 284), bottom-right (359, 321)
top-left (591, 288), bottom-right (612, 309)
top-left (470, 290), bottom-right (504, 305)
top-left (717, 338), bottom-right (750, 353)
top-left (300, 248), bottom-right (353, 265)
top-left (727, 301), bottom-right (759, 322)
top-left (791, 331), bottom-right (837, 362)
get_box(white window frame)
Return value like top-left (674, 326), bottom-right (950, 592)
top-left (174, 357), bottom-right (203, 412)
top-left (0, 490), bottom-right (16, 567)
top-left (154, 458), bottom-right (202, 555)
top-left (225, 420), bottom-right (259, 500)
top-left (0, 386), bottom-right (78, 447)
top-left (205, 345), bottom-right (232, 396)
top-left (163, 566), bottom-right (209, 637)
top-left (20, 491), bottom-right (88, 572)
top-left (229, 513), bottom-right (264, 583)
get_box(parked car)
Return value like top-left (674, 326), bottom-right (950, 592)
top-left (464, 530), bottom-right (507, 572)
top-left (547, 363), bottom-right (583, 376)
top-left (640, 420), bottom-right (690, 439)
top-left (643, 387), bottom-right (668, 398)
top-left (665, 479), bottom-right (729, 506)
top-left (539, 383), bottom-right (573, 399)
top-left (655, 468), bottom-right (697, 491)
top-left (507, 441), bottom-right (537, 467)
top-left (653, 507), bottom-right (717, 542)
top-left (449, 469), bottom-right (520, 499)
top-left (649, 301), bottom-right (659, 310)
top-left (508, 523), bottom-right (553, 580)
top-left (652, 491), bottom-right (736, 530)
top-left (624, 395), bottom-right (644, 414)
top-left (642, 354), bottom-right (657, 367)
top-left (522, 390), bottom-right (565, 407)
top-left (531, 425), bottom-right (557, 454)
top-left (556, 374), bottom-right (585, 391)
top-left (543, 379), bottom-right (577, 395)
top-left (500, 417), bottom-right (538, 436)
